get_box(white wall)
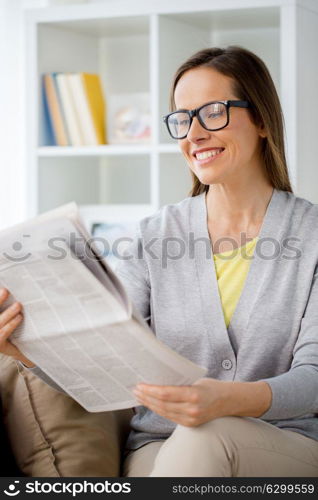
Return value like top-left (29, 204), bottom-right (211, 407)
top-left (0, 0), bottom-right (49, 230)
top-left (0, 0), bottom-right (123, 230)
top-left (0, 0), bottom-right (24, 229)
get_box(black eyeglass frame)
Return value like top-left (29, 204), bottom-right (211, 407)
top-left (163, 100), bottom-right (251, 139)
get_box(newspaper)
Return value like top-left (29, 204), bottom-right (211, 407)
top-left (0, 204), bottom-right (207, 412)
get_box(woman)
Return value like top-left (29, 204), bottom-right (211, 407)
top-left (1, 46), bottom-right (318, 477)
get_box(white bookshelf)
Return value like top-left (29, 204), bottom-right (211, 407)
top-left (25, 0), bottom-right (318, 224)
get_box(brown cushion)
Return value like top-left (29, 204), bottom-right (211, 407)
top-left (0, 354), bottom-right (132, 477)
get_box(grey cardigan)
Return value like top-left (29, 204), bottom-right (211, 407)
top-left (32, 188), bottom-right (318, 450)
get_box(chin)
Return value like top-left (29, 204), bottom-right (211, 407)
top-left (195, 171), bottom-right (224, 186)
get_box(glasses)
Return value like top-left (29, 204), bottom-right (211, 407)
top-left (163, 100), bottom-right (250, 139)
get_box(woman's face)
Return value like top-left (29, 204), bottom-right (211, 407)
top-left (174, 66), bottom-right (266, 186)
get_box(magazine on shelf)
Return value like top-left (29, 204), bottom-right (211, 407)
top-left (0, 204), bottom-right (207, 412)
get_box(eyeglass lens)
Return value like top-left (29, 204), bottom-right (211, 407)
top-left (167, 102), bottom-right (227, 138)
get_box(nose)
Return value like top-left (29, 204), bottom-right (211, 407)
top-left (186, 116), bottom-right (210, 143)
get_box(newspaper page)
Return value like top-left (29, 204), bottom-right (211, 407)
top-left (0, 204), bottom-right (207, 411)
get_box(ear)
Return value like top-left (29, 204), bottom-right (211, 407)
top-left (258, 128), bottom-right (267, 139)
top-left (257, 122), bottom-right (267, 138)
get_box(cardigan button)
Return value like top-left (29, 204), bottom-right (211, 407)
top-left (221, 359), bottom-right (233, 370)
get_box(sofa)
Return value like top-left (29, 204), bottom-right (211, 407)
top-left (0, 398), bottom-right (21, 476)
top-left (0, 354), bottom-right (133, 477)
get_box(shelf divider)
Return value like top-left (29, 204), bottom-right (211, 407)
top-left (37, 145), bottom-right (153, 157)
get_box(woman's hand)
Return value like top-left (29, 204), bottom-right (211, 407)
top-left (133, 378), bottom-right (231, 427)
top-left (0, 287), bottom-right (35, 368)
top-left (133, 377), bottom-right (272, 426)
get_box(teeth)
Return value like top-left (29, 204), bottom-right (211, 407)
top-left (196, 149), bottom-right (223, 160)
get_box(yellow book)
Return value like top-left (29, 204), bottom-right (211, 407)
top-left (80, 73), bottom-right (107, 144)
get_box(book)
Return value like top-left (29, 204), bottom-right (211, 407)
top-left (55, 73), bottom-right (84, 146)
top-left (80, 73), bottom-right (106, 144)
top-left (52, 73), bottom-right (71, 145)
top-left (67, 73), bottom-right (101, 146)
top-left (42, 76), bottom-right (57, 146)
top-left (42, 74), bottom-right (69, 146)
top-left (1, 204), bottom-right (206, 412)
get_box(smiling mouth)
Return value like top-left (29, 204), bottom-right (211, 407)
top-left (194, 148), bottom-right (225, 160)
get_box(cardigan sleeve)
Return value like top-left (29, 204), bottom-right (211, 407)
top-left (115, 224), bottom-right (151, 323)
top-left (260, 265), bottom-right (318, 420)
top-left (25, 364), bottom-right (67, 394)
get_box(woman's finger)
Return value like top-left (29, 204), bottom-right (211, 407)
top-left (0, 302), bottom-right (22, 329)
top-left (0, 313), bottom-right (34, 367)
top-left (136, 384), bottom-right (193, 402)
top-left (0, 287), bottom-right (9, 306)
top-left (0, 313), bottom-right (23, 341)
top-left (136, 398), bottom-right (195, 426)
top-left (135, 393), bottom-right (190, 415)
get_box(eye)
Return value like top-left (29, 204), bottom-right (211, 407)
top-left (210, 105), bottom-right (226, 116)
top-left (208, 111), bottom-right (223, 119)
top-left (200, 103), bottom-right (226, 122)
top-left (169, 115), bottom-right (189, 126)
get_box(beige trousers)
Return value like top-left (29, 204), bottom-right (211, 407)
top-left (123, 416), bottom-right (318, 477)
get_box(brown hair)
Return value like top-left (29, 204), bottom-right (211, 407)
top-left (170, 46), bottom-right (293, 196)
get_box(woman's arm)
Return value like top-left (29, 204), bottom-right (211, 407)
top-left (115, 225), bottom-right (151, 323)
top-left (0, 287), bottom-right (66, 392)
top-left (135, 265), bottom-right (318, 425)
top-left (22, 364), bottom-right (67, 394)
top-left (220, 380), bottom-right (272, 418)
top-left (259, 265), bottom-right (318, 420)
top-left (133, 378), bottom-right (272, 427)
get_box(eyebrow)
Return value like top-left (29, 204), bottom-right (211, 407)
top-left (174, 100), bottom-right (228, 112)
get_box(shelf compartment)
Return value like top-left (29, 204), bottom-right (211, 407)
top-left (159, 153), bottom-right (192, 207)
top-left (38, 16), bottom-right (150, 147)
top-left (38, 155), bottom-right (150, 213)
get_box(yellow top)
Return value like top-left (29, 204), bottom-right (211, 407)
top-left (213, 237), bottom-right (258, 328)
